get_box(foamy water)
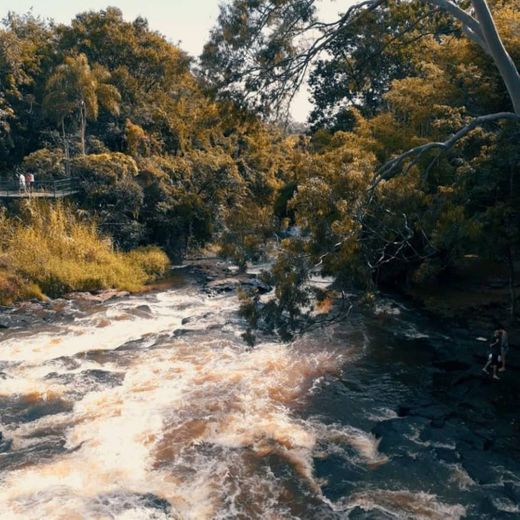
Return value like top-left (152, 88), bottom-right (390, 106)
top-left (338, 490), bottom-right (466, 519)
top-left (0, 285), bottom-right (392, 519)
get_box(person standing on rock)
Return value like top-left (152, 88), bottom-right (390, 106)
top-left (482, 330), bottom-right (501, 380)
top-left (498, 327), bottom-right (509, 372)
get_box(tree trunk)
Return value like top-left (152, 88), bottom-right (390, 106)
top-left (79, 101), bottom-right (87, 155)
top-left (471, 0), bottom-right (520, 115)
top-left (61, 119), bottom-right (70, 176)
top-left (507, 163), bottom-right (517, 322)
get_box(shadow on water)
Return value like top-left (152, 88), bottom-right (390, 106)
top-left (0, 394), bottom-right (73, 425)
top-left (0, 393), bottom-right (77, 471)
top-left (303, 303), bottom-right (520, 519)
top-left (1, 279), bottom-right (519, 519)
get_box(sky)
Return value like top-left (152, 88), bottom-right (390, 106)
top-left (0, 0), bottom-right (347, 121)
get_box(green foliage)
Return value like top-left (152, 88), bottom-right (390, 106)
top-left (219, 202), bottom-right (274, 270)
top-left (0, 12), bottom-right (54, 166)
top-left (125, 246), bottom-right (170, 277)
top-left (22, 148), bottom-right (65, 179)
top-left (0, 203), bottom-right (169, 301)
top-left (1, 3), bottom-right (519, 323)
top-left (224, 0), bottom-right (520, 310)
top-left (273, 181), bottom-right (297, 224)
top-left (73, 151), bottom-right (139, 184)
top-left (0, 269), bottom-right (44, 306)
top-left (0, 8), bottom-right (295, 268)
top-left (238, 287), bottom-right (260, 346)
top-left (308, 0), bottom-right (455, 130)
top-left (262, 240), bottom-right (312, 337)
top-left (71, 152), bottom-right (144, 248)
top-left (201, 0), bottom-right (319, 116)
top-left (43, 53), bottom-right (119, 125)
top-left (43, 52), bottom-right (120, 157)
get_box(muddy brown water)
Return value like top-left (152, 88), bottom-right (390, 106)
top-left (0, 269), bottom-right (518, 519)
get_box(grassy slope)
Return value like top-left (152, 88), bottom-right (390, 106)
top-left (0, 203), bottom-right (170, 305)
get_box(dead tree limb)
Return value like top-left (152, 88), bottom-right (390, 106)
top-left (371, 112), bottom-right (520, 188)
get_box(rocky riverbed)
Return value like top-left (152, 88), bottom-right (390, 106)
top-left (0, 260), bottom-right (519, 519)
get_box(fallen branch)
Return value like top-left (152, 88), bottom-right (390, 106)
top-left (371, 111), bottom-right (520, 189)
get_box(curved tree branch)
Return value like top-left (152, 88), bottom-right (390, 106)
top-left (471, 0), bottom-right (520, 114)
top-left (425, 0), bottom-right (485, 44)
top-left (372, 111), bottom-right (520, 187)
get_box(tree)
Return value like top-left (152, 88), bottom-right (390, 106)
top-left (201, 0), bottom-right (520, 320)
top-left (55, 8), bottom-right (194, 156)
top-left (0, 12), bottom-right (54, 169)
top-left (202, 0), bottom-right (520, 129)
top-left (43, 53), bottom-right (120, 160)
top-left (307, 0), bottom-right (455, 131)
top-left (72, 152), bottom-right (144, 249)
top-left (57, 8), bottom-right (191, 95)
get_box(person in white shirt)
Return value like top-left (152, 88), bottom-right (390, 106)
top-left (18, 173), bottom-right (26, 192)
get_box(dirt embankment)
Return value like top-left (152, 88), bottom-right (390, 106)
top-left (403, 257), bottom-right (519, 340)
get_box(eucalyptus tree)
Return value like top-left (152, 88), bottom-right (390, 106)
top-left (307, 0), bottom-right (456, 131)
top-left (202, 0), bottom-right (520, 148)
top-left (202, 0), bottom-right (520, 318)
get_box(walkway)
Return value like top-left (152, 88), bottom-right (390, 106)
top-left (0, 178), bottom-right (79, 198)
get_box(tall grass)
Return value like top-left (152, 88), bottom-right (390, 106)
top-left (0, 202), bottom-right (170, 304)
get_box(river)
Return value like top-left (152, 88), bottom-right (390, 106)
top-left (0, 266), bottom-right (519, 519)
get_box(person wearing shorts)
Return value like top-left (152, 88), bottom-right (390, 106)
top-left (482, 331), bottom-right (502, 380)
top-left (498, 328), bottom-right (509, 372)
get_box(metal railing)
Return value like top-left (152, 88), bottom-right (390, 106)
top-left (0, 177), bottom-right (79, 197)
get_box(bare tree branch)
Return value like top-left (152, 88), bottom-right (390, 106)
top-left (205, 0), bottom-right (520, 119)
top-left (425, 0), bottom-right (486, 48)
top-left (372, 111), bottom-right (520, 188)
top-left (471, 0), bottom-right (520, 114)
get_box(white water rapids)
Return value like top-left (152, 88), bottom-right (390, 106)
top-left (0, 279), bottom-right (467, 519)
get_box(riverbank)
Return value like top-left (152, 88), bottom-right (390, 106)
top-left (0, 258), bottom-right (268, 331)
top-left (1, 257), bottom-right (519, 518)
top-left (403, 256), bottom-right (519, 339)
top-left (0, 203), bottom-right (171, 306)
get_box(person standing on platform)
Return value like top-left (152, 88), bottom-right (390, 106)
top-left (18, 172), bottom-right (26, 192)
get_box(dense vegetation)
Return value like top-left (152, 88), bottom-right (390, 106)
top-left (202, 0), bottom-right (520, 333)
top-left (0, 8), bottom-right (293, 300)
top-left (1, 3), bottom-right (519, 325)
top-left (0, 202), bottom-right (169, 304)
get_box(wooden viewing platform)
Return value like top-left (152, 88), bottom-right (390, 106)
top-left (0, 178), bottom-right (79, 199)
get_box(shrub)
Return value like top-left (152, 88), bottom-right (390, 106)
top-left (22, 148), bottom-right (65, 180)
top-left (0, 202), bottom-right (170, 302)
top-left (0, 269), bottom-right (44, 305)
top-left (125, 246), bottom-right (170, 277)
